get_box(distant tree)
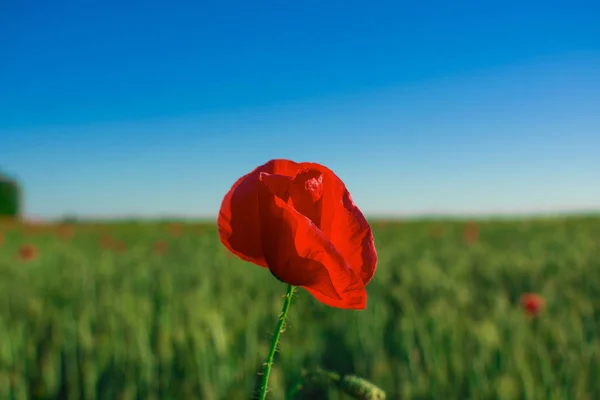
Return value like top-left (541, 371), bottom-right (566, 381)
top-left (0, 171), bottom-right (21, 218)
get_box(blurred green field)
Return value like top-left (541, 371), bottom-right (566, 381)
top-left (0, 216), bottom-right (599, 400)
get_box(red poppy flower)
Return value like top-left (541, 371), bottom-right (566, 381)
top-left (18, 244), bottom-right (37, 262)
top-left (168, 223), bottom-right (183, 237)
top-left (463, 221), bottom-right (479, 244)
top-left (57, 224), bottom-right (75, 241)
top-left (218, 159), bottom-right (377, 309)
top-left (153, 239), bottom-right (168, 255)
top-left (113, 240), bottom-right (128, 253)
top-left (520, 293), bottom-right (545, 317)
top-left (99, 235), bottom-right (113, 249)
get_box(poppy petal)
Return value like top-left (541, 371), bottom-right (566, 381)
top-left (315, 166), bottom-right (377, 286)
top-left (258, 173), bottom-right (367, 309)
top-left (218, 159), bottom-right (302, 267)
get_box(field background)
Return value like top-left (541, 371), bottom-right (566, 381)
top-left (0, 216), bottom-right (599, 400)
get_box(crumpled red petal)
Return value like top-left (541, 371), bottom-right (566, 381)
top-left (218, 159), bottom-right (301, 267)
top-left (258, 173), bottom-right (367, 309)
top-left (218, 166), bottom-right (269, 267)
top-left (316, 166), bottom-right (377, 286)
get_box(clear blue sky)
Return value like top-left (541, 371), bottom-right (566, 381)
top-left (1, 0), bottom-right (599, 219)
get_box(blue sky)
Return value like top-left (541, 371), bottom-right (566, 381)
top-left (1, 0), bottom-right (599, 219)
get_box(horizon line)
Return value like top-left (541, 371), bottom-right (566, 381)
top-left (20, 207), bottom-right (600, 223)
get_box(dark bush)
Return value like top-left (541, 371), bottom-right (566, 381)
top-left (0, 173), bottom-right (21, 217)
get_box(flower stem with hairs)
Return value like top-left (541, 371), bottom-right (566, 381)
top-left (258, 284), bottom-right (295, 400)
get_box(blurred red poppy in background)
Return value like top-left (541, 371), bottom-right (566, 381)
top-left (57, 224), bottom-right (75, 241)
top-left (463, 221), bottom-right (479, 244)
top-left (168, 223), bottom-right (183, 237)
top-left (218, 159), bottom-right (377, 309)
top-left (153, 239), bottom-right (168, 255)
top-left (113, 240), bottom-right (128, 253)
top-left (18, 244), bottom-right (37, 262)
top-left (520, 292), bottom-right (545, 317)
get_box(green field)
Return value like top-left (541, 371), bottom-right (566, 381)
top-left (0, 216), bottom-right (599, 400)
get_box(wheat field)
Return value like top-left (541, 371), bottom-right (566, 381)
top-left (0, 216), bottom-right (599, 399)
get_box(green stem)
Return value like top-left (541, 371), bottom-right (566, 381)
top-left (258, 284), bottom-right (295, 400)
